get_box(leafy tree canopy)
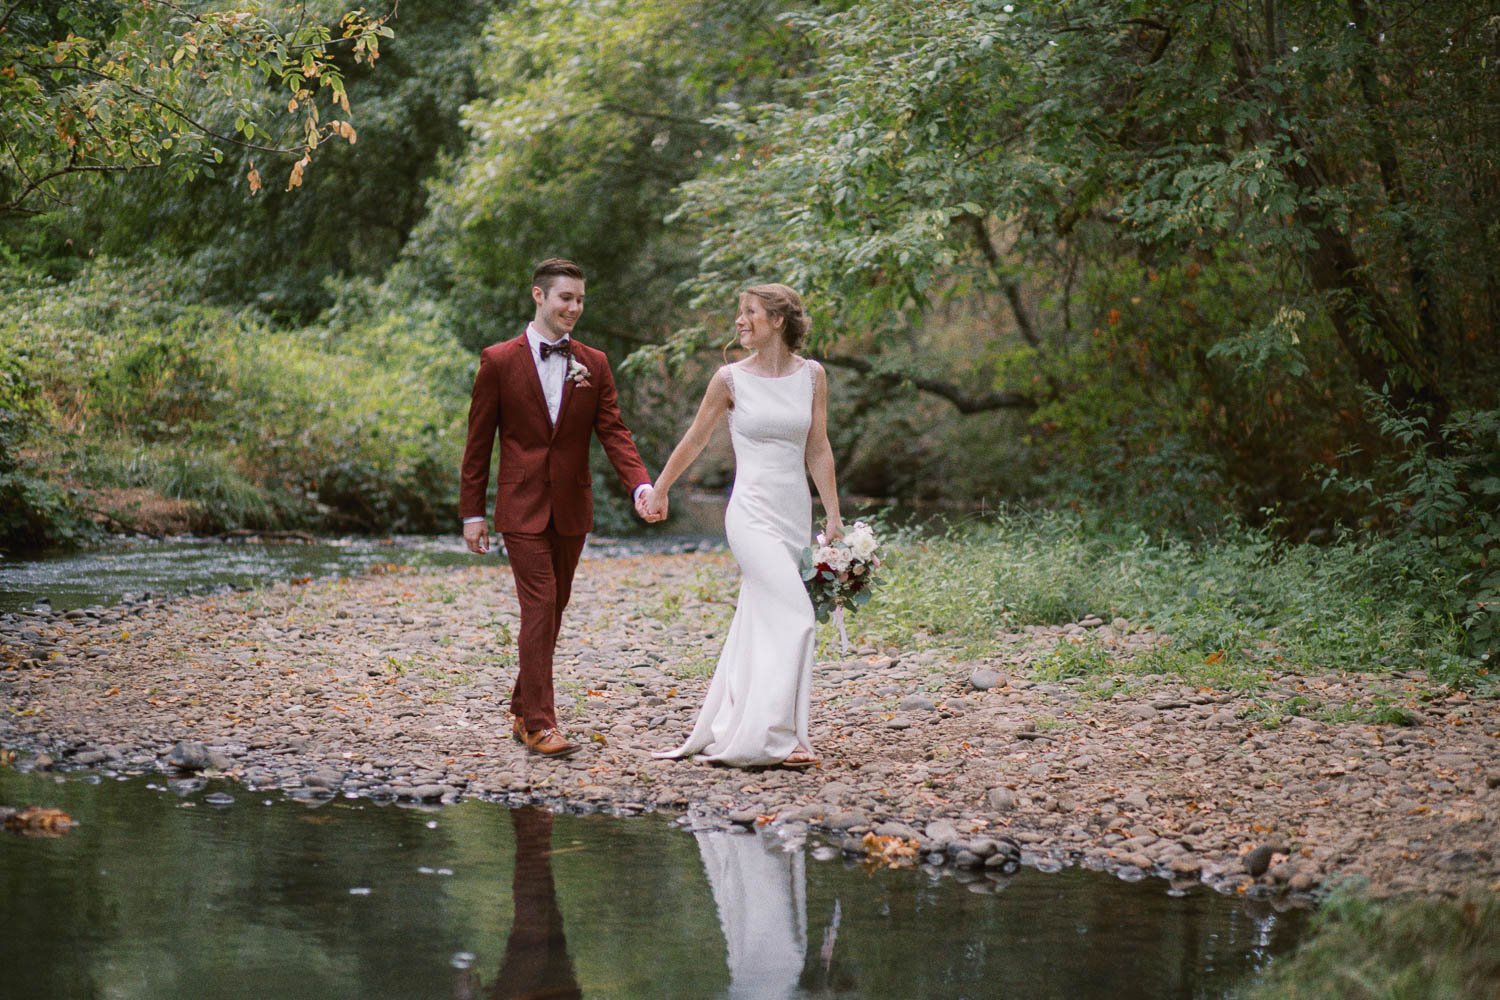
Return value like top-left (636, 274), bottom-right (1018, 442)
top-left (669, 0), bottom-right (1499, 420)
top-left (402, 0), bottom-right (817, 352)
top-left (0, 0), bottom-right (391, 219)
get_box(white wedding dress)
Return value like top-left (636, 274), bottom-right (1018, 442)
top-left (655, 361), bottom-right (817, 766)
top-left (695, 830), bottom-right (808, 999)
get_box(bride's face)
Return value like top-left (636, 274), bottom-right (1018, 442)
top-left (736, 295), bottom-right (782, 352)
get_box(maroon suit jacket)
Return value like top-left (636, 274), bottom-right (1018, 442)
top-left (459, 332), bottom-right (650, 535)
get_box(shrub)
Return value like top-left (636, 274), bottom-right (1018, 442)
top-left (1243, 886), bottom-right (1500, 999)
top-left (0, 354), bottom-right (96, 552)
top-left (0, 260), bottom-right (473, 539)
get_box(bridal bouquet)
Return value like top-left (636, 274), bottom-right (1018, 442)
top-left (799, 520), bottom-right (882, 626)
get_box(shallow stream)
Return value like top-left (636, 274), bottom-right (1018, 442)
top-left (0, 768), bottom-right (1307, 999)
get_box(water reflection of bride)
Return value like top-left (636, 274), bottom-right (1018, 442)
top-left (695, 830), bottom-right (809, 1000)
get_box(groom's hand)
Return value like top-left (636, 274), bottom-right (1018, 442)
top-left (644, 486), bottom-right (669, 523)
top-left (463, 519), bottom-right (489, 554)
top-left (635, 484), bottom-right (668, 523)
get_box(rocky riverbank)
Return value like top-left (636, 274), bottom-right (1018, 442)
top-left (2, 552), bottom-right (1496, 899)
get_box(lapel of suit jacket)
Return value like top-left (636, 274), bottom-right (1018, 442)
top-left (512, 331), bottom-right (550, 425)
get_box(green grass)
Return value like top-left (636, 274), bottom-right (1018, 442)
top-left (1243, 886), bottom-right (1500, 999)
top-left (844, 509), bottom-right (1480, 690)
top-left (668, 653), bottom-right (718, 680)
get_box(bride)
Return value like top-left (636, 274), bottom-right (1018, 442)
top-left (646, 283), bottom-right (842, 768)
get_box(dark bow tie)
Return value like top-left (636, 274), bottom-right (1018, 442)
top-left (539, 339), bottom-right (571, 360)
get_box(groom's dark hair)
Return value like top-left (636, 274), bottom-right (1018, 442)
top-left (532, 258), bottom-right (585, 293)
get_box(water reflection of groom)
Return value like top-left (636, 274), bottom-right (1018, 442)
top-left (489, 806), bottom-right (581, 1000)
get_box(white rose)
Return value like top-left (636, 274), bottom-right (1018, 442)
top-left (846, 525), bottom-right (878, 561)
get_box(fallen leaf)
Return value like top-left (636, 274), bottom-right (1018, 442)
top-left (4, 806), bottom-right (76, 836)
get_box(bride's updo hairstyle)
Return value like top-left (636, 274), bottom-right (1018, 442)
top-left (743, 283), bottom-right (810, 352)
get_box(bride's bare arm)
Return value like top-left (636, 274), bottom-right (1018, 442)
top-left (804, 362), bottom-right (843, 538)
top-left (645, 370), bottom-right (732, 516)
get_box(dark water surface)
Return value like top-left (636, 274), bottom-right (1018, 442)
top-left (0, 494), bottom-right (736, 615)
top-left (0, 535), bottom-right (478, 613)
top-left (0, 768), bottom-right (1307, 999)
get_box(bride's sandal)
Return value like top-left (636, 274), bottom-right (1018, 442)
top-left (781, 750), bottom-right (819, 769)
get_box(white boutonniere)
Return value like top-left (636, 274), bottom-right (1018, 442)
top-left (567, 357), bottom-right (591, 387)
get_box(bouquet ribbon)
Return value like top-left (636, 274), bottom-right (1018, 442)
top-left (832, 605), bottom-right (850, 655)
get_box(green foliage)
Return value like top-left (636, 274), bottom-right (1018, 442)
top-left (662, 0), bottom-right (1499, 530)
top-left (0, 0), bottom-right (391, 217)
top-left (0, 352), bottom-right (97, 551)
top-left (1322, 393), bottom-right (1500, 663)
top-left (406, 0), bottom-right (809, 352)
top-left (0, 258), bottom-right (469, 538)
top-left (42, 0), bottom-right (491, 319)
top-left (1243, 886), bottom-right (1500, 999)
top-left (846, 509), bottom-right (1476, 687)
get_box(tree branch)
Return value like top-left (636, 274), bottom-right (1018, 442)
top-left (813, 353), bottom-right (1038, 414)
top-left (23, 61), bottom-right (297, 155)
top-left (964, 213), bottom-right (1041, 350)
top-left (596, 102), bottom-right (717, 131)
top-left (2, 161), bottom-right (155, 214)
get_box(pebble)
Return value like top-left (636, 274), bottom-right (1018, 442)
top-left (968, 669), bottom-right (1001, 691)
top-left (305, 767), bottom-right (345, 790)
top-left (166, 741), bottom-right (212, 771)
top-left (1168, 856), bottom-right (1201, 877)
top-left (924, 819), bottom-right (960, 847)
top-left (823, 810), bottom-right (869, 830)
top-left (987, 788), bottom-right (1016, 811)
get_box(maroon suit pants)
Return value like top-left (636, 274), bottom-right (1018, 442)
top-left (502, 521), bottom-right (587, 732)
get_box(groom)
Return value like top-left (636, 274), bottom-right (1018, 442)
top-left (460, 258), bottom-right (657, 758)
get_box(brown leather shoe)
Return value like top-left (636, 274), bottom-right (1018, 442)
top-left (518, 725), bottom-right (579, 759)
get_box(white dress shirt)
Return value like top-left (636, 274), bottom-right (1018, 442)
top-left (526, 322), bottom-right (568, 425)
top-left (462, 324), bottom-right (648, 525)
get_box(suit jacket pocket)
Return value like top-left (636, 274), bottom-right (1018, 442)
top-left (499, 468), bottom-right (525, 484)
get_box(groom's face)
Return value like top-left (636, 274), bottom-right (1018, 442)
top-left (532, 276), bottom-right (585, 340)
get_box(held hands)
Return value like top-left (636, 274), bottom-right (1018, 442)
top-left (463, 520), bottom-right (489, 554)
top-left (637, 484), bottom-right (669, 523)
